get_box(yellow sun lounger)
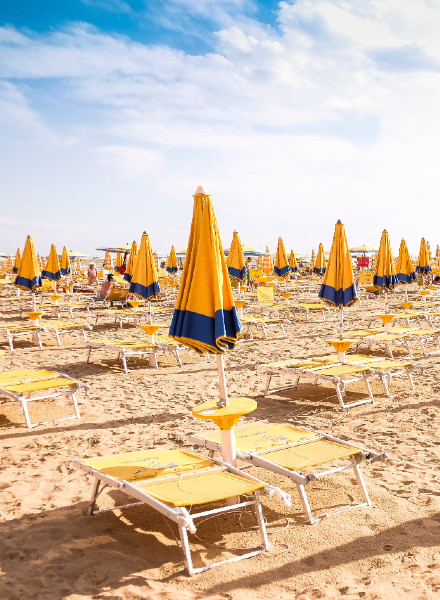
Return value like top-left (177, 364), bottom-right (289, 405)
top-left (39, 320), bottom-right (92, 346)
top-left (291, 303), bottom-right (332, 321)
top-left (189, 422), bottom-right (386, 525)
top-left (240, 316), bottom-right (287, 340)
top-left (257, 358), bottom-right (374, 409)
top-left (0, 369), bottom-right (89, 428)
top-left (74, 448), bottom-right (283, 575)
top-left (94, 309), bottom-right (151, 328)
top-left (0, 325), bottom-right (42, 350)
top-left (346, 327), bottom-right (440, 358)
top-left (87, 339), bottom-right (160, 372)
top-left (39, 302), bottom-right (92, 318)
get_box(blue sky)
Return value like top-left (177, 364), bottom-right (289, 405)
top-left (1, 0), bottom-right (440, 257)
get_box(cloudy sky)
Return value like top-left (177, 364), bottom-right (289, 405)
top-left (1, 0), bottom-right (440, 257)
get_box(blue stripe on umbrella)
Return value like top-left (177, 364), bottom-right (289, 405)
top-left (373, 274), bottom-right (400, 287)
top-left (169, 308), bottom-right (241, 354)
top-left (319, 283), bottom-right (358, 307)
top-left (41, 269), bottom-right (61, 280)
top-left (129, 280), bottom-right (160, 299)
top-left (274, 265), bottom-right (290, 277)
top-left (228, 266), bottom-right (246, 280)
top-left (14, 275), bottom-right (42, 291)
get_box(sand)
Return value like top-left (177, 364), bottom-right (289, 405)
top-left (0, 289), bottom-right (439, 600)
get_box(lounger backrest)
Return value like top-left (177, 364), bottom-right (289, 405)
top-left (257, 286), bottom-right (274, 303)
top-left (106, 288), bottom-right (129, 301)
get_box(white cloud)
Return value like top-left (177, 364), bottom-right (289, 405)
top-left (1, 1), bottom-right (440, 254)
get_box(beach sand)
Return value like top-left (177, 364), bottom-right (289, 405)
top-left (0, 291), bottom-right (439, 600)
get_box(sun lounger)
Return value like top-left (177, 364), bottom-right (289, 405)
top-left (189, 422), bottom-right (386, 525)
top-left (0, 325), bottom-right (42, 350)
top-left (257, 358), bottom-right (375, 409)
top-left (90, 287), bottom-right (130, 308)
top-left (291, 303), bottom-right (332, 321)
top-left (0, 368), bottom-right (89, 427)
top-left (73, 447), bottom-right (286, 575)
top-left (94, 308), bottom-right (150, 328)
top-left (39, 320), bottom-right (91, 346)
top-left (240, 316), bottom-right (287, 340)
top-left (39, 301), bottom-right (92, 318)
top-left (87, 339), bottom-right (159, 372)
top-left (346, 327), bottom-right (440, 358)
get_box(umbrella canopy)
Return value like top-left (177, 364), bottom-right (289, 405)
top-left (166, 245), bottom-right (178, 274)
top-left (227, 231), bottom-right (246, 281)
top-left (416, 238), bottom-right (432, 274)
top-left (313, 243), bottom-right (326, 275)
top-left (309, 249), bottom-right (316, 271)
top-left (13, 248), bottom-right (21, 274)
top-left (274, 237), bottom-right (291, 278)
top-left (129, 232), bottom-right (160, 299)
top-left (427, 241), bottom-right (433, 266)
top-left (289, 250), bottom-right (298, 272)
top-left (373, 230), bottom-right (399, 288)
top-left (42, 244), bottom-right (61, 280)
top-left (396, 239), bottom-right (415, 283)
top-left (68, 251), bottom-right (89, 259)
top-left (349, 245), bottom-right (378, 253)
top-left (36, 253), bottom-right (43, 270)
top-left (319, 221), bottom-right (357, 308)
top-left (60, 247), bottom-right (71, 275)
top-left (103, 251), bottom-right (113, 270)
top-left (124, 240), bottom-right (138, 283)
top-left (5, 255), bottom-right (14, 271)
top-left (96, 244), bottom-right (132, 253)
top-left (258, 246), bottom-right (274, 274)
top-left (115, 252), bottom-right (124, 272)
top-left (169, 186), bottom-right (241, 354)
top-left (434, 245), bottom-right (440, 269)
top-left (14, 235), bottom-right (42, 292)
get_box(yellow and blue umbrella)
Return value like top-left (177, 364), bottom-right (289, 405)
top-left (103, 251), bottom-right (113, 270)
top-left (14, 235), bottom-right (42, 292)
top-left (129, 232), bottom-right (160, 299)
top-left (427, 241), bottom-right (433, 266)
top-left (169, 186), bottom-right (241, 355)
top-left (115, 252), bottom-right (123, 273)
top-left (416, 238), bottom-right (432, 275)
top-left (309, 249), bottom-right (316, 271)
top-left (289, 249), bottom-right (298, 272)
top-left (319, 220), bottom-right (357, 337)
top-left (434, 245), bottom-right (440, 269)
top-left (42, 243), bottom-right (61, 281)
top-left (373, 230), bottom-right (399, 288)
top-left (123, 240), bottom-right (138, 283)
top-left (396, 239), bottom-right (415, 284)
top-left (60, 246), bottom-right (71, 276)
top-left (227, 231), bottom-right (246, 281)
top-left (166, 245), bottom-right (178, 275)
top-left (13, 248), bottom-right (21, 274)
top-left (274, 237), bottom-right (290, 278)
top-left (5, 255), bottom-right (14, 272)
top-left (313, 243), bottom-right (326, 275)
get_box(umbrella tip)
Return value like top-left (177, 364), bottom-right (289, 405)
top-left (195, 185), bottom-right (209, 195)
top-left (336, 219), bottom-right (342, 224)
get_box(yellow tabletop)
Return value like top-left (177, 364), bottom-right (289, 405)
top-left (128, 300), bottom-right (143, 309)
top-left (193, 397), bottom-right (257, 430)
top-left (375, 313), bottom-right (397, 324)
top-left (324, 339), bottom-right (358, 353)
top-left (235, 300), bottom-right (247, 308)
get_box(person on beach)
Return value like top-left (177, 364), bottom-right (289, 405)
top-left (87, 262), bottom-right (98, 286)
top-left (245, 257), bottom-right (256, 289)
top-left (98, 274), bottom-right (119, 299)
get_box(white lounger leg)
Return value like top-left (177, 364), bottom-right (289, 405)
top-left (296, 483), bottom-right (315, 524)
top-left (178, 522), bottom-right (194, 575)
top-left (86, 347), bottom-right (93, 364)
top-left (352, 459), bottom-right (371, 506)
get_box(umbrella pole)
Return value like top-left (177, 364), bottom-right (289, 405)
top-left (385, 290), bottom-right (389, 313)
top-left (32, 292), bottom-right (36, 311)
top-left (216, 354), bottom-right (237, 466)
top-left (405, 284), bottom-right (408, 302)
top-left (339, 307), bottom-right (344, 339)
top-left (237, 281), bottom-right (241, 299)
top-left (216, 354), bottom-right (229, 406)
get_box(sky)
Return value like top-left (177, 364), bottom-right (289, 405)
top-left (1, 0), bottom-right (440, 258)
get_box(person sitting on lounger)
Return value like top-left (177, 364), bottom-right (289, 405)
top-left (97, 274), bottom-right (120, 299)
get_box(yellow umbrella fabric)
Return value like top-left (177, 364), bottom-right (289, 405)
top-left (115, 252), bottom-right (123, 272)
top-left (169, 186), bottom-right (241, 354)
top-left (129, 232), bottom-right (160, 299)
top-left (124, 240), bottom-right (138, 283)
top-left (427, 242), bottom-right (433, 266)
top-left (60, 247), bottom-right (71, 276)
top-left (313, 243), bottom-right (326, 275)
top-left (274, 237), bottom-right (290, 278)
top-left (166, 246), bottom-right (178, 275)
top-left (103, 251), bottom-right (113, 270)
top-left (259, 246), bottom-right (273, 274)
top-left (434, 245), bottom-right (440, 269)
top-left (42, 244), bottom-right (61, 281)
top-left (309, 249), bottom-right (316, 271)
top-left (416, 238), bottom-right (432, 275)
top-left (289, 250), bottom-right (298, 272)
top-left (396, 239), bottom-right (415, 284)
top-left (319, 220), bottom-right (357, 309)
top-left (227, 231), bottom-right (246, 281)
top-left (5, 255), bottom-right (14, 271)
top-left (13, 248), bottom-right (21, 274)
top-left (373, 230), bottom-right (399, 288)
top-left (14, 235), bottom-right (42, 292)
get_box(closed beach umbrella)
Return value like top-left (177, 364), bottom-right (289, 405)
top-left (166, 245), bottom-right (178, 275)
top-left (227, 231), bottom-right (246, 281)
top-left (42, 243), bottom-right (61, 282)
top-left (129, 232), bottom-right (160, 299)
top-left (396, 239), bottom-right (415, 284)
top-left (374, 230), bottom-right (399, 312)
top-left (115, 252), bottom-right (123, 272)
top-left (5, 255), bottom-right (14, 272)
top-left (60, 247), bottom-right (71, 276)
top-left (124, 240), bottom-right (138, 283)
top-left (434, 245), bottom-right (440, 269)
top-left (314, 243), bottom-right (326, 275)
top-left (13, 248), bottom-right (21, 274)
top-left (289, 249), bottom-right (298, 272)
top-left (14, 235), bottom-right (42, 308)
top-left (259, 246), bottom-right (273, 274)
top-left (41, 255), bottom-right (47, 270)
top-left (416, 238), bottom-right (432, 275)
top-left (319, 220), bottom-right (357, 337)
top-left (37, 253), bottom-right (43, 270)
top-left (274, 237), bottom-right (291, 278)
top-left (310, 249), bottom-right (316, 271)
top-left (103, 251), bottom-right (113, 271)
top-left (427, 241), bottom-right (433, 266)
